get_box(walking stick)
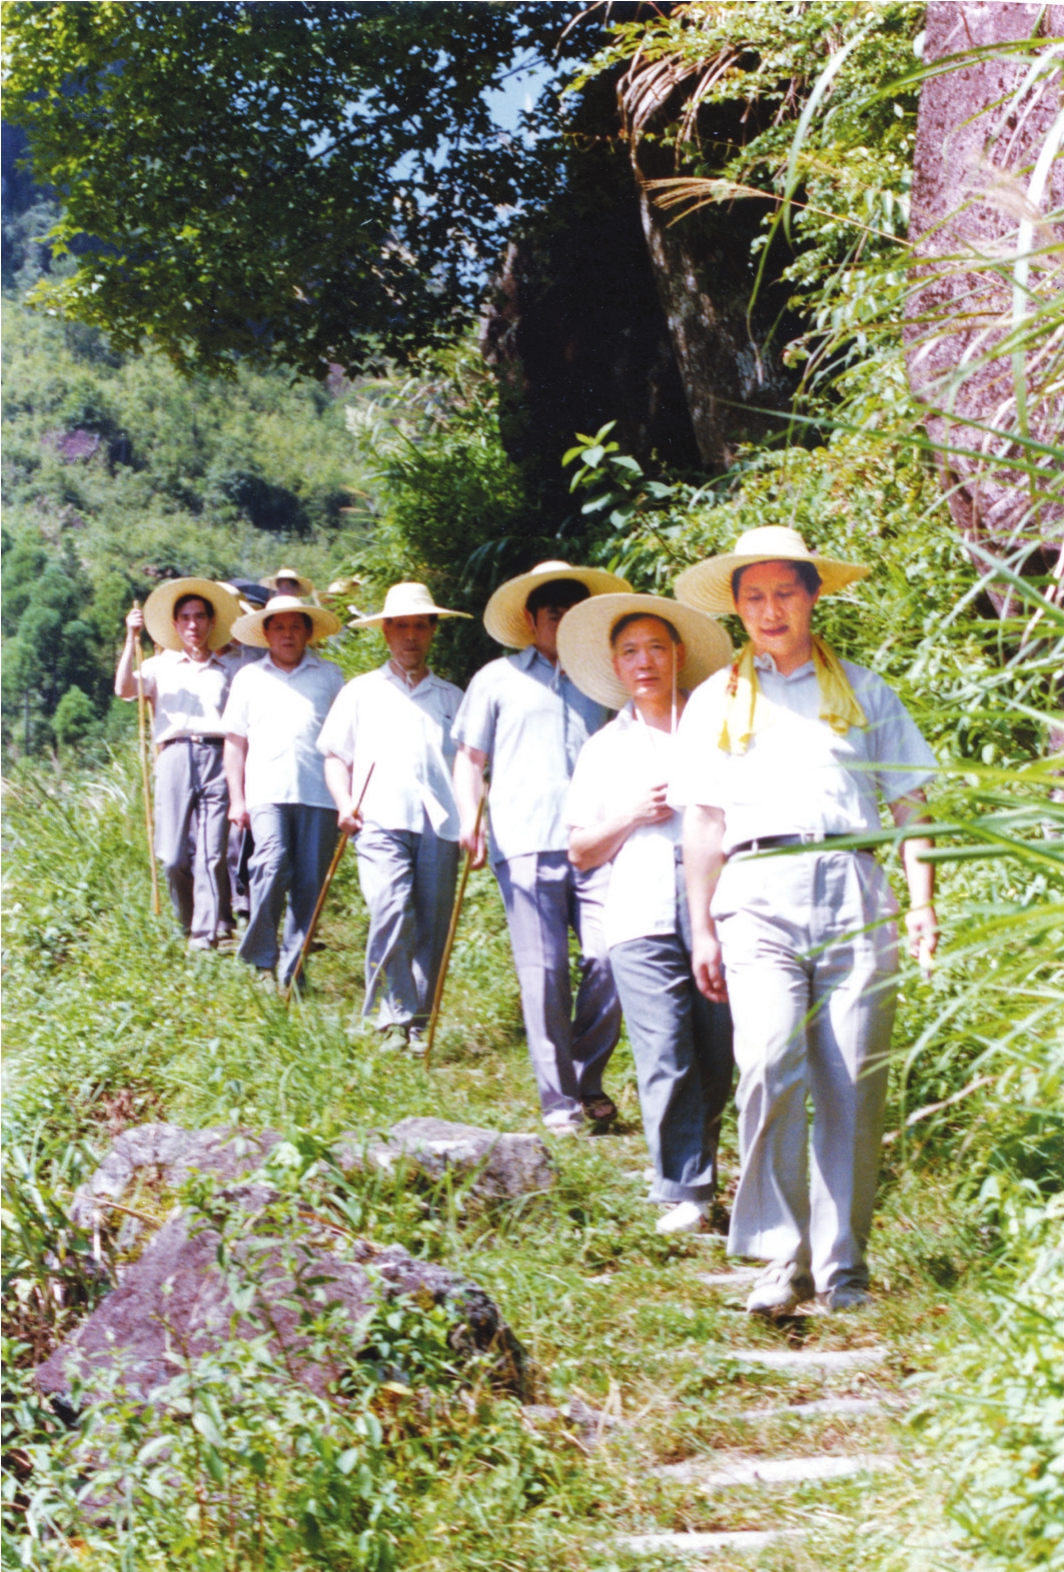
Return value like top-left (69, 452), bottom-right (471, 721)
top-left (424, 790), bottom-right (487, 1071)
top-left (285, 763), bottom-right (375, 1003)
top-left (132, 602), bottom-right (161, 915)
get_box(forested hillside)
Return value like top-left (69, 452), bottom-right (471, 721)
top-left (2, 3), bottom-right (1062, 1570)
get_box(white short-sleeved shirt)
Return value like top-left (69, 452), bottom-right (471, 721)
top-left (317, 663), bottom-right (464, 840)
top-left (669, 652), bottom-right (935, 854)
top-left (135, 648), bottom-right (238, 749)
top-left (567, 704), bottom-right (681, 950)
top-left (222, 650), bottom-right (344, 811)
top-left (452, 645), bottom-right (609, 863)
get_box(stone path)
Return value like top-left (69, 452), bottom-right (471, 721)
top-left (619, 1268), bottom-right (902, 1559)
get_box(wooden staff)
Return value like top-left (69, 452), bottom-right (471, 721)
top-left (285, 762), bottom-right (375, 1003)
top-left (132, 603), bottom-right (160, 916)
top-left (424, 790), bottom-right (487, 1070)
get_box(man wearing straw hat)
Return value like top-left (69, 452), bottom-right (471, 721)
top-left (318, 582), bottom-right (468, 1048)
top-left (452, 561), bottom-right (629, 1135)
top-left (222, 595), bottom-right (344, 989)
top-left (264, 567), bottom-right (315, 600)
top-left (671, 527), bottom-right (938, 1314)
top-left (562, 594), bottom-right (735, 1231)
top-left (115, 578), bottom-right (243, 949)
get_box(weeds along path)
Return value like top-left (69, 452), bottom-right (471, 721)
top-left (0, 759), bottom-right (1043, 1571)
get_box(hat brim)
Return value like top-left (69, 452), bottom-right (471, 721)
top-left (484, 565), bottom-right (633, 649)
top-left (674, 553), bottom-right (869, 616)
top-left (143, 579), bottom-right (243, 652)
top-left (349, 606), bottom-right (471, 627)
top-left (556, 594), bottom-right (733, 710)
top-left (231, 602), bottom-right (342, 647)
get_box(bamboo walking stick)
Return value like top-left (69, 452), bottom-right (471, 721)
top-left (286, 762), bottom-right (375, 1003)
top-left (424, 790), bottom-right (487, 1070)
top-left (132, 602), bottom-right (161, 915)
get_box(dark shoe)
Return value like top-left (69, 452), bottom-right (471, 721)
top-left (581, 1094), bottom-right (617, 1125)
top-left (823, 1284), bottom-right (872, 1313)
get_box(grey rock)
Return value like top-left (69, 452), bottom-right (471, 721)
top-left (654, 1452), bottom-right (895, 1488)
top-left (37, 1184), bottom-right (523, 1410)
top-left (725, 1347), bottom-right (888, 1371)
top-left (70, 1123), bottom-right (281, 1228)
top-left (335, 1116), bottom-right (555, 1200)
top-left (618, 1529), bottom-right (797, 1555)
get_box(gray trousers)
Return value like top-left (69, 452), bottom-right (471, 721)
top-left (713, 849), bottom-right (899, 1294)
top-left (495, 852), bottom-right (621, 1119)
top-left (154, 739), bottom-right (229, 943)
top-left (610, 859), bottom-right (733, 1202)
top-left (238, 804), bottom-right (338, 986)
top-left (356, 822), bottom-right (460, 1028)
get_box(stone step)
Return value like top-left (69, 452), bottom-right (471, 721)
top-left (655, 1451), bottom-right (895, 1489)
top-left (725, 1345), bottom-right (888, 1371)
top-left (739, 1395), bottom-right (900, 1420)
top-left (696, 1268), bottom-right (762, 1288)
top-left (618, 1528), bottom-right (797, 1556)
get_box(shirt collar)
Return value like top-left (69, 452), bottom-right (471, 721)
top-left (517, 644), bottom-right (562, 679)
top-left (380, 659), bottom-right (438, 693)
top-left (172, 647), bottom-right (227, 669)
top-left (753, 652), bottom-right (814, 680)
top-left (263, 650), bottom-right (317, 677)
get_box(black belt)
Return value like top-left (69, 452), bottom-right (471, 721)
top-left (730, 833), bottom-right (855, 856)
top-left (162, 734), bottom-right (224, 750)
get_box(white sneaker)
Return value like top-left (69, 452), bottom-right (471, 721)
top-left (543, 1110), bottom-right (585, 1137)
top-left (746, 1261), bottom-right (816, 1317)
top-left (655, 1200), bottom-right (709, 1236)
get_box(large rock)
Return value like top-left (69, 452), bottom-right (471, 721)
top-left (70, 1122), bottom-right (282, 1229)
top-left (337, 1116), bottom-right (556, 1200)
top-left (37, 1185), bottom-right (524, 1409)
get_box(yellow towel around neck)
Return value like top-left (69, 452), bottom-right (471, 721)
top-left (718, 636), bottom-right (867, 755)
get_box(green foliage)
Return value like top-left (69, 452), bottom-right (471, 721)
top-left (0, 2), bottom-right (573, 380)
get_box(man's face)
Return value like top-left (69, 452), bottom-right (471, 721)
top-left (383, 615), bottom-right (435, 673)
top-left (734, 561), bottom-right (819, 663)
top-left (275, 577), bottom-right (301, 597)
top-left (174, 598), bottom-right (214, 655)
top-left (611, 616), bottom-right (685, 703)
top-left (524, 602), bottom-right (570, 661)
top-left (264, 610), bottom-right (311, 670)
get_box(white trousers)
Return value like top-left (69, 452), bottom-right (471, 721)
top-left (713, 850), bottom-right (898, 1294)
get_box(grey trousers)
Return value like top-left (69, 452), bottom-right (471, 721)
top-left (154, 739), bottom-right (229, 943)
top-left (610, 860), bottom-right (733, 1202)
top-left (495, 852), bottom-right (621, 1119)
top-left (713, 849), bottom-right (899, 1294)
top-left (238, 804), bottom-right (338, 986)
top-left (355, 822), bottom-right (460, 1028)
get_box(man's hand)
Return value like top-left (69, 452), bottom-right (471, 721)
top-left (691, 932), bottom-right (728, 1003)
top-left (228, 800), bottom-right (251, 831)
top-left (630, 782), bottom-right (673, 828)
top-left (905, 903), bottom-right (938, 968)
top-left (337, 798), bottom-right (364, 838)
top-left (460, 817), bottom-right (487, 869)
top-left (125, 605), bottom-right (145, 638)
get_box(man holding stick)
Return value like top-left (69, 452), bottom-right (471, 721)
top-left (115, 578), bottom-right (242, 949)
top-left (222, 595), bottom-right (343, 990)
top-left (672, 527), bottom-right (937, 1315)
top-left (452, 561), bottom-right (629, 1135)
top-left (318, 583), bottom-right (468, 1050)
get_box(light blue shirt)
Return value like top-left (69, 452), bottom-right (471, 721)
top-left (452, 645), bottom-right (609, 862)
top-left (670, 653), bottom-right (935, 855)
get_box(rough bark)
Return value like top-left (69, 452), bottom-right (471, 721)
top-left (904, 2), bottom-right (1064, 615)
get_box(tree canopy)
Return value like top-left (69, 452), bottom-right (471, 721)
top-left (1, 1), bottom-right (579, 380)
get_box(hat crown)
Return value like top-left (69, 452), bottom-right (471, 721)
top-left (529, 559), bottom-right (574, 575)
top-left (732, 526), bottom-right (813, 559)
top-left (261, 595), bottom-right (309, 615)
top-left (380, 582), bottom-right (440, 617)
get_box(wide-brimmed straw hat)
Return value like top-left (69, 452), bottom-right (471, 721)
top-left (674, 527), bottom-right (869, 617)
top-left (264, 567), bottom-right (315, 597)
top-left (348, 582), bottom-right (471, 628)
top-left (231, 595), bottom-right (341, 648)
top-left (143, 578), bottom-right (242, 652)
top-left (557, 593), bottom-right (733, 710)
top-left (484, 560), bottom-right (632, 649)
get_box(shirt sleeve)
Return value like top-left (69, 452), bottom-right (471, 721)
top-left (565, 736), bottom-right (606, 829)
top-left (317, 684), bottom-right (356, 763)
top-left (451, 667), bottom-right (496, 755)
top-left (135, 654), bottom-right (160, 705)
top-left (668, 681), bottom-right (728, 809)
top-left (221, 667), bottom-right (252, 738)
top-left (863, 676), bottom-right (936, 802)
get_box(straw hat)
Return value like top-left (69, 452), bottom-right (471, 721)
top-left (674, 527), bottom-right (869, 617)
top-left (231, 595), bottom-right (341, 648)
top-left (264, 567), bottom-right (315, 597)
top-left (557, 594), bottom-right (733, 710)
top-left (348, 582), bottom-right (471, 627)
top-left (143, 578), bottom-right (242, 652)
top-left (484, 560), bottom-right (632, 649)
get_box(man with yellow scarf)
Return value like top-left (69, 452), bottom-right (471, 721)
top-left (671, 528), bottom-right (937, 1317)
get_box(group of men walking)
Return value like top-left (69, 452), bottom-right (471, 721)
top-left (119, 529), bottom-right (937, 1316)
